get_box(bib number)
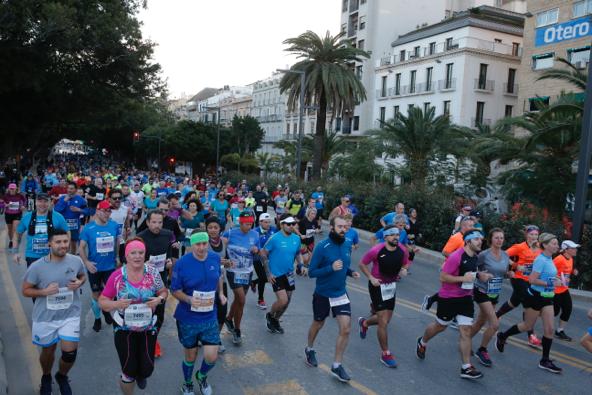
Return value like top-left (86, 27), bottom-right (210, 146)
top-left (46, 288), bottom-right (73, 310)
top-left (380, 282), bottom-right (397, 301)
top-left (149, 253), bottom-right (167, 272)
top-left (96, 236), bottom-right (114, 254)
top-left (256, 205), bottom-right (263, 212)
top-left (287, 272), bottom-right (295, 287)
top-left (461, 272), bottom-right (476, 290)
top-left (522, 264), bottom-right (533, 276)
top-left (95, 193), bottom-right (104, 200)
top-left (124, 303), bottom-right (153, 328)
top-left (191, 291), bottom-right (215, 312)
top-left (8, 202), bottom-right (20, 211)
top-left (486, 277), bottom-right (503, 296)
top-left (185, 228), bottom-right (194, 239)
top-left (32, 236), bottom-right (49, 254)
top-left (67, 218), bottom-right (79, 230)
top-left (329, 293), bottom-right (350, 307)
top-left (234, 272), bottom-right (250, 285)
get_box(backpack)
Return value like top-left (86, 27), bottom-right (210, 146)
top-left (27, 210), bottom-right (54, 236)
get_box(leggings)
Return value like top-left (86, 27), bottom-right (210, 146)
top-left (114, 330), bottom-right (157, 380)
top-left (216, 282), bottom-right (228, 326)
top-left (252, 260), bottom-right (268, 300)
top-left (509, 278), bottom-right (529, 307)
top-left (553, 291), bottom-right (572, 322)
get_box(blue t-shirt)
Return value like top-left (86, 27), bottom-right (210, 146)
top-left (311, 192), bottom-right (324, 209)
top-left (54, 195), bottom-right (87, 231)
top-left (80, 220), bottom-right (120, 272)
top-left (263, 232), bottom-right (301, 277)
top-left (222, 228), bottom-right (260, 272)
top-left (171, 251), bottom-right (221, 324)
top-left (381, 212), bottom-right (409, 226)
top-left (229, 207), bottom-right (241, 227)
top-left (211, 199), bottom-right (229, 222)
top-left (531, 253), bottom-right (558, 294)
top-left (308, 238), bottom-right (353, 298)
top-left (155, 187), bottom-right (169, 197)
top-left (17, 211), bottom-right (69, 258)
top-left (375, 228), bottom-right (385, 243)
top-left (255, 226), bottom-right (277, 261)
top-left (345, 228), bottom-right (359, 246)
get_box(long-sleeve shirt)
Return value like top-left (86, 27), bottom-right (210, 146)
top-left (308, 238), bottom-right (353, 298)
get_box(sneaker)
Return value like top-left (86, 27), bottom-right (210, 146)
top-left (232, 329), bottom-right (242, 345)
top-left (475, 349), bottom-right (492, 367)
top-left (358, 317), bottom-right (367, 339)
top-left (416, 337), bottom-right (426, 360)
top-left (538, 359), bottom-right (562, 374)
top-left (224, 317), bottom-right (235, 335)
top-left (554, 330), bottom-right (572, 342)
top-left (266, 313), bottom-right (278, 333)
top-left (304, 348), bottom-right (318, 367)
top-left (257, 300), bottom-right (267, 310)
top-left (218, 344), bottom-right (226, 354)
top-left (421, 295), bottom-right (430, 311)
top-left (449, 318), bottom-right (458, 330)
top-left (495, 332), bottom-right (506, 353)
top-left (40, 374), bottom-right (53, 395)
top-left (330, 365), bottom-right (351, 382)
top-left (528, 334), bottom-right (542, 348)
top-left (197, 375), bottom-right (212, 395)
top-left (275, 321), bottom-right (285, 334)
top-left (136, 377), bottom-right (147, 390)
top-left (181, 382), bottom-right (194, 395)
top-left (54, 372), bottom-right (72, 395)
top-left (92, 318), bottom-right (101, 332)
top-left (380, 353), bottom-right (397, 368)
top-left (155, 340), bottom-right (162, 358)
top-left (460, 365), bottom-right (483, 380)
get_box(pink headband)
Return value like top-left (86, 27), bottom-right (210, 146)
top-left (125, 240), bottom-right (146, 257)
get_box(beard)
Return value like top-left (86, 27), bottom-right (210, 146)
top-left (329, 230), bottom-right (345, 244)
top-left (386, 240), bottom-right (398, 248)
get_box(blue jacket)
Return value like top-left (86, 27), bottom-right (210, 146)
top-left (308, 238), bottom-right (353, 298)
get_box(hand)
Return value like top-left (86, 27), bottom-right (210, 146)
top-left (165, 259), bottom-right (173, 269)
top-left (64, 195), bottom-right (70, 202)
top-left (300, 266), bottom-right (308, 276)
top-left (250, 246), bottom-right (259, 254)
top-left (67, 279), bottom-right (82, 291)
top-left (332, 260), bottom-right (343, 271)
top-left (70, 206), bottom-right (81, 213)
top-left (352, 244), bottom-right (359, 250)
top-left (573, 269), bottom-right (579, 276)
top-left (478, 272), bottom-right (494, 282)
top-left (267, 274), bottom-right (276, 284)
top-left (369, 276), bottom-right (380, 287)
top-left (44, 283), bottom-right (60, 296)
top-left (399, 267), bottom-right (408, 278)
top-left (13, 254), bottom-right (21, 265)
top-left (172, 242), bottom-right (181, 249)
top-left (145, 296), bottom-right (162, 309)
top-left (507, 271), bottom-right (515, 279)
top-left (351, 271), bottom-right (360, 279)
top-left (462, 272), bottom-right (476, 283)
top-left (85, 262), bottom-right (98, 274)
top-left (219, 293), bottom-right (227, 306)
top-left (117, 298), bottom-right (132, 310)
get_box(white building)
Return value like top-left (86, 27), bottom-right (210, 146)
top-left (373, 5), bottom-right (524, 129)
top-left (196, 85), bottom-right (253, 124)
top-left (251, 73), bottom-right (287, 154)
top-left (185, 88), bottom-right (218, 122)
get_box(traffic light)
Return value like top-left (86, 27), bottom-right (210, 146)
top-left (169, 157), bottom-right (176, 165)
top-left (132, 131), bottom-right (140, 142)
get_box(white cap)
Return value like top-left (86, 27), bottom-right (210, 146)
top-left (259, 213), bottom-right (272, 221)
top-left (280, 216), bottom-right (297, 224)
top-left (561, 240), bottom-right (580, 250)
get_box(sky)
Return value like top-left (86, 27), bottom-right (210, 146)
top-left (138, 0), bottom-right (341, 99)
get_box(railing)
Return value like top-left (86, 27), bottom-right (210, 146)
top-left (438, 78), bottom-right (456, 91)
top-left (503, 83), bottom-right (519, 96)
top-left (472, 118), bottom-right (492, 127)
top-left (474, 79), bottom-right (495, 92)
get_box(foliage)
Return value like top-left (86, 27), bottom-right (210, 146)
top-left (302, 129), bottom-right (348, 175)
top-left (230, 115), bottom-right (265, 155)
top-left (329, 138), bottom-right (382, 181)
top-left (221, 153), bottom-right (259, 174)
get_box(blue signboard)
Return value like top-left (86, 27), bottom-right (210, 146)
top-left (535, 16), bottom-right (592, 47)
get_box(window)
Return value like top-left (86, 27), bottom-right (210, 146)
top-left (475, 101), bottom-right (485, 126)
top-left (358, 39), bottom-right (365, 50)
top-left (286, 123), bottom-right (290, 133)
top-left (394, 106), bottom-right (400, 117)
top-left (399, 50), bottom-right (406, 62)
top-left (361, 0), bottom-right (366, 3)
top-left (533, 53), bottom-right (554, 70)
top-left (410, 70), bottom-right (417, 93)
top-left (426, 67), bottom-right (433, 91)
top-left (408, 104), bottom-right (414, 113)
top-left (504, 105), bottom-right (513, 117)
top-left (445, 37), bottom-right (454, 50)
top-left (443, 100), bottom-right (451, 115)
top-left (353, 116), bottom-right (360, 131)
top-left (356, 65), bottom-right (363, 79)
top-left (379, 107), bottom-right (386, 124)
top-left (423, 102), bottom-right (431, 113)
top-left (507, 68), bottom-right (516, 93)
top-left (429, 42), bottom-right (436, 55)
top-left (310, 122), bottom-right (315, 133)
top-left (569, 46), bottom-right (591, 67)
top-left (341, 23), bottom-right (347, 34)
top-left (336, 117), bottom-right (342, 131)
top-left (359, 16), bottom-right (366, 30)
top-left (529, 97), bottom-right (550, 112)
top-left (573, 1), bottom-right (592, 18)
top-left (512, 42), bottom-right (520, 56)
top-left (381, 76), bottom-right (387, 97)
top-left (478, 64), bottom-right (488, 89)
top-left (445, 63), bottom-right (454, 88)
top-left (413, 46), bottom-right (420, 57)
top-left (536, 8), bottom-right (558, 27)
top-left (395, 73), bottom-right (401, 95)
top-left (293, 123), bottom-right (298, 134)
top-left (342, 0), bottom-right (348, 12)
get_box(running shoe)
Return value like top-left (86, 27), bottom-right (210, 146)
top-left (257, 300), bottom-right (267, 310)
top-left (304, 348), bottom-right (318, 367)
top-left (380, 353), bottom-right (397, 368)
top-left (538, 359), bottom-right (562, 374)
top-left (275, 320), bottom-right (285, 334)
top-left (224, 317), bottom-right (235, 335)
top-left (358, 317), bottom-right (367, 339)
top-left (421, 295), bottom-right (430, 311)
top-left (475, 349), bottom-right (492, 367)
top-left (218, 344), bottom-right (226, 354)
top-left (181, 382), bottom-right (194, 395)
top-left (136, 377), bottom-right (147, 390)
top-left (495, 332), bottom-right (506, 353)
top-left (155, 340), bottom-right (162, 358)
top-left (197, 375), bottom-right (212, 395)
top-left (266, 313), bottom-right (278, 333)
top-left (554, 330), bottom-right (572, 342)
top-left (54, 372), bottom-right (72, 395)
top-left (40, 374), bottom-right (52, 395)
top-left (416, 337), bottom-right (426, 360)
top-left (330, 365), bottom-right (351, 382)
top-left (528, 333), bottom-right (542, 348)
top-left (232, 329), bottom-right (242, 345)
top-left (92, 318), bottom-right (101, 332)
top-left (460, 365), bottom-right (483, 379)
top-left (449, 318), bottom-right (458, 330)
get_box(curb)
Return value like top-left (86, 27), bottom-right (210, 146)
top-left (0, 332), bottom-right (7, 395)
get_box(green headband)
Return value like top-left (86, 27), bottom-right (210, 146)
top-left (190, 232), bottom-right (209, 245)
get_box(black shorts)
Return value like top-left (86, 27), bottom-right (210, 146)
top-left (216, 281), bottom-right (228, 326)
top-left (312, 293), bottom-right (351, 322)
top-left (4, 212), bottom-right (22, 224)
top-left (226, 271), bottom-right (252, 290)
top-left (553, 291), bottom-right (572, 321)
top-left (272, 272), bottom-right (296, 293)
top-left (509, 278), bottom-right (529, 307)
top-left (474, 289), bottom-right (499, 305)
top-left (114, 330), bottom-right (157, 380)
top-left (368, 281), bottom-right (396, 312)
top-left (88, 269), bottom-right (115, 293)
top-left (436, 296), bottom-right (474, 326)
top-left (523, 288), bottom-right (554, 311)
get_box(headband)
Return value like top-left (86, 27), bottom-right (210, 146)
top-left (239, 215), bottom-right (255, 224)
top-left (464, 231), bottom-right (483, 242)
top-left (383, 227), bottom-right (400, 237)
top-left (125, 240), bottom-right (146, 257)
top-left (190, 232), bottom-right (209, 245)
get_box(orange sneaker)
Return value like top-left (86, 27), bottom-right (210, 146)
top-left (155, 340), bottom-right (162, 358)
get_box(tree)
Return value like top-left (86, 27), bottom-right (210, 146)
top-left (301, 129), bottom-right (348, 176)
top-left (229, 115), bottom-right (265, 155)
top-left (329, 138), bottom-right (381, 181)
top-left (279, 31), bottom-right (370, 179)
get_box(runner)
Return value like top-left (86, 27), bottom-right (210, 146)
top-left (54, 182), bottom-right (87, 254)
top-left (415, 230), bottom-right (486, 380)
top-left (172, 232), bottom-right (226, 395)
top-left (305, 215), bottom-right (360, 383)
top-left (380, 202), bottom-right (409, 228)
top-left (222, 211), bottom-right (260, 345)
top-left (251, 213), bottom-right (278, 309)
top-left (109, 189), bottom-right (133, 262)
top-left (311, 186), bottom-right (325, 220)
top-left (79, 200), bottom-right (120, 332)
top-left (496, 225), bottom-right (543, 348)
top-left (453, 204), bottom-right (472, 233)
top-left (343, 214), bottom-right (359, 251)
top-left (180, 199), bottom-right (205, 253)
top-left (3, 182), bottom-right (26, 251)
top-left (582, 309), bottom-right (592, 353)
top-left (495, 233), bottom-right (563, 374)
top-left (99, 238), bottom-right (168, 394)
top-left (129, 183), bottom-right (145, 230)
top-left (85, 177), bottom-right (107, 219)
top-left (470, 228), bottom-right (510, 367)
top-left (553, 240), bottom-right (579, 341)
top-left (210, 191), bottom-right (229, 229)
top-left (22, 229), bottom-right (86, 395)
top-left (261, 214), bottom-right (305, 334)
top-left (286, 190), bottom-right (304, 217)
top-left (297, 208), bottom-right (320, 267)
top-left (328, 195), bottom-right (352, 221)
top-left (273, 189), bottom-right (288, 223)
top-left (358, 225), bottom-right (410, 368)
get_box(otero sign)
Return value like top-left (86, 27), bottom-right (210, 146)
top-left (535, 16), bottom-right (592, 47)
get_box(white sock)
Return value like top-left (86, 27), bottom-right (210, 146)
top-left (332, 362), bottom-right (341, 369)
top-left (306, 347), bottom-right (313, 352)
top-left (462, 363), bottom-right (471, 370)
top-left (557, 328), bottom-right (564, 332)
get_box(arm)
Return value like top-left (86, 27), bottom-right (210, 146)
top-left (22, 281), bottom-right (58, 298)
top-left (440, 271), bottom-right (474, 284)
top-left (78, 240), bottom-right (97, 273)
top-left (308, 249), bottom-right (335, 278)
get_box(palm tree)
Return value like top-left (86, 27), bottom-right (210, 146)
top-left (301, 129), bottom-right (348, 175)
top-left (537, 57), bottom-right (586, 90)
top-left (280, 31), bottom-right (370, 179)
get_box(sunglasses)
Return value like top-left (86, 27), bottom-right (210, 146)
top-left (111, 196), bottom-right (122, 201)
top-left (282, 222), bottom-right (297, 226)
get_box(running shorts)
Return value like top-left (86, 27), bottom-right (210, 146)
top-left (474, 289), bottom-right (499, 305)
top-left (226, 271), bottom-right (252, 291)
top-left (436, 296), bottom-right (474, 326)
top-left (32, 316), bottom-right (80, 347)
top-left (523, 288), bottom-right (553, 311)
top-left (176, 319), bottom-right (221, 349)
top-left (88, 269), bottom-right (115, 293)
top-left (114, 330), bottom-right (157, 380)
top-left (312, 293), bottom-right (351, 322)
top-left (368, 281), bottom-right (396, 312)
top-left (4, 212), bottom-right (22, 224)
top-left (509, 278), bottom-right (529, 307)
top-left (271, 272), bottom-right (296, 293)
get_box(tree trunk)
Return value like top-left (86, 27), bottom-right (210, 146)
top-left (313, 92), bottom-right (327, 180)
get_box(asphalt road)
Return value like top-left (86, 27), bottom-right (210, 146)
top-left (1, 224), bottom-right (591, 395)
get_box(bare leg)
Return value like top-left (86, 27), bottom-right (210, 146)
top-left (375, 310), bottom-right (393, 352)
top-left (40, 344), bottom-right (57, 375)
top-left (334, 315), bottom-right (351, 363)
top-left (459, 325), bottom-right (473, 365)
top-left (57, 341), bottom-right (77, 375)
top-left (307, 319), bottom-right (325, 348)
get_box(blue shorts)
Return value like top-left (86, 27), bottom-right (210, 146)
top-left (176, 319), bottom-right (220, 349)
top-left (70, 229), bottom-right (80, 241)
top-left (588, 327), bottom-right (592, 336)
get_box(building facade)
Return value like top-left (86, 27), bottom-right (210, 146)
top-left (196, 86), bottom-right (253, 124)
top-left (251, 74), bottom-right (287, 154)
top-left (219, 96), bottom-right (253, 127)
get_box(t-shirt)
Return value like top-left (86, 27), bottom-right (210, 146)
top-left (255, 226), bottom-right (277, 260)
top-left (381, 212), bottom-right (409, 226)
top-left (223, 228), bottom-right (260, 273)
top-left (475, 249), bottom-right (509, 296)
top-left (171, 251), bottom-right (221, 324)
top-left (211, 199), bottom-right (229, 221)
top-left (442, 232), bottom-right (464, 256)
top-left (553, 254), bottom-right (573, 294)
top-left (263, 232), bottom-right (301, 277)
top-left (136, 229), bottom-right (173, 273)
top-left (144, 197), bottom-right (159, 210)
top-left (531, 253), bottom-right (557, 294)
top-left (361, 242), bottom-right (409, 283)
top-left (311, 191), bottom-right (324, 209)
top-left (438, 248), bottom-right (478, 299)
top-left (3, 193), bottom-right (26, 215)
top-left (287, 199), bottom-right (304, 216)
top-left (274, 196), bottom-right (288, 214)
top-left (54, 195), bottom-right (87, 231)
top-left (229, 207), bottom-right (241, 227)
top-left (110, 205), bottom-right (129, 243)
top-left (506, 242), bottom-right (541, 282)
top-left (17, 211), bottom-right (69, 258)
top-left (298, 217), bottom-right (318, 246)
top-left (85, 185), bottom-right (107, 208)
top-left (345, 228), bottom-right (359, 246)
top-left (80, 220), bottom-right (120, 271)
top-left (308, 238), bottom-right (353, 298)
top-left (24, 254), bottom-right (85, 323)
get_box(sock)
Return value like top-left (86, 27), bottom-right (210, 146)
top-left (462, 363), bottom-right (471, 369)
top-left (557, 327), bottom-right (564, 333)
top-left (542, 336), bottom-right (552, 360)
top-left (382, 350), bottom-right (391, 356)
top-left (478, 346), bottom-right (487, 352)
top-left (503, 324), bottom-right (521, 339)
top-left (495, 302), bottom-right (513, 318)
top-left (182, 360), bottom-right (195, 383)
top-left (90, 299), bottom-right (101, 319)
top-left (306, 346), bottom-right (313, 352)
top-left (197, 360), bottom-right (215, 380)
top-left (419, 337), bottom-right (427, 346)
top-left (332, 362), bottom-right (341, 369)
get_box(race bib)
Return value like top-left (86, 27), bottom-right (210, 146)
top-left (287, 272), bottom-right (295, 287)
top-left (32, 236), bottom-right (49, 253)
top-left (46, 287), bottom-right (73, 310)
top-left (67, 218), bottom-right (79, 230)
top-left (306, 229), bottom-right (316, 237)
top-left (461, 272), bottom-right (476, 290)
top-left (35, 223), bottom-right (48, 235)
top-left (231, 203), bottom-right (238, 209)
top-left (522, 264), bottom-right (533, 276)
top-left (149, 253), bottom-right (167, 272)
top-left (541, 278), bottom-right (555, 298)
top-left (96, 236), bottom-right (114, 254)
top-left (8, 201), bottom-right (20, 211)
top-left (95, 193), bottom-right (104, 200)
top-left (185, 228), bottom-right (195, 239)
top-left (561, 273), bottom-right (570, 286)
top-left (124, 303), bottom-right (153, 328)
top-left (234, 272), bottom-right (250, 285)
top-left (256, 206), bottom-right (263, 212)
top-left (486, 277), bottom-right (503, 296)
top-left (191, 291), bottom-right (215, 312)
top-left (277, 201), bottom-right (285, 208)
top-left (329, 293), bottom-right (350, 307)
top-left (380, 282), bottom-right (397, 301)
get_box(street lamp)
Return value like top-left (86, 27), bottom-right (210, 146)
top-left (277, 68), bottom-right (305, 179)
top-left (204, 105), bottom-right (221, 177)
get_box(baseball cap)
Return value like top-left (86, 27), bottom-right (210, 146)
top-left (36, 192), bottom-right (50, 201)
top-left (561, 240), bottom-right (580, 250)
top-left (259, 213), bottom-right (272, 222)
top-left (279, 215), bottom-right (297, 224)
top-left (8, 183), bottom-right (17, 189)
top-left (97, 200), bottom-right (112, 210)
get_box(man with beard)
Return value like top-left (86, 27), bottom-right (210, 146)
top-left (304, 216), bottom-right (360, 383)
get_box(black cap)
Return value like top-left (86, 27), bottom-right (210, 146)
top-left (36, 192), bottom-right (50, 201)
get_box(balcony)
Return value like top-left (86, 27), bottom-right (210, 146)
top-left (472, 118), bottom-right (492, 128)
top-left (281, 133), bottom-right (296, 141)
top-left (503, 83), bottom-right (519, 96)
top-left (438, 79), bottom-right (456, 91)
top-left (474, 79), bottom-right (495, 92)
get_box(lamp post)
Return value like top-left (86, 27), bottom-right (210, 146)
top-left (205, 105), bottom-right (221, 177)
top-left (277, 68), bottom-right (305, 179)
top-left (137, 131), bottom-right (163, 172)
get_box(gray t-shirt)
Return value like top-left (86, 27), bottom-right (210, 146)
top-left (24, 254), bottom-right (85, 322)
top-left (475, 248), bottom-right (509, 294)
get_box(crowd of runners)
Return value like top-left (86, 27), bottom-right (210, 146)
top-left (1, 155), bottom-right (592, 395)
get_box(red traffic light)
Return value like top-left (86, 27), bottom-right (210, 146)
top-left (132, 131), bottom-right (140, 142)
top-left (169, 157), bottom-right (176, 164)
